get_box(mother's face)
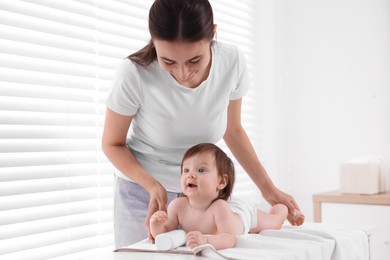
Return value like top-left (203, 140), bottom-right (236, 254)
top-left (153, 39), bottom-right (212, 88)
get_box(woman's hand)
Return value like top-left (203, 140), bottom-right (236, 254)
top-left (145, 181), bottom-right (168, 242)
top-left (263, 186), bottom-right (305, 226)
top-left (186, 231), bottom-right (207, 248)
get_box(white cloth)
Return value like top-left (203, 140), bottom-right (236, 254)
top-left (287, 223), bottom-right (370, 260)
top-left (106, 41), bottom-right (251, 192)
top-left (228, 198), bottom-right (258, 234)
top-left (119, 223), bottom-right (370, 260)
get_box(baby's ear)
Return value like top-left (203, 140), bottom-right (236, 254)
top-left (217, 174), bottom-right (228, 190)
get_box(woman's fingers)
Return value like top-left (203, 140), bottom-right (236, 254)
top-left (285, 198), bottom-right (304, 226)
top-left (145, 183), bottom-right (168, 241)
top-left (266, 188), bottom-right (305, 226)
top-left (145, 200), bottom-right (158, 242)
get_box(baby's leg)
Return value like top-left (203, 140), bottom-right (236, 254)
top-left (249, 204), bottom-right (288, 234)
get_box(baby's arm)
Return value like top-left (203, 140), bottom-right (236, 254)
top-left (186, 200), bottom-right (238, 250)
top-left (150, 199), bottom-right (180, 239)
top-left (186, 230), bottom-right (236, 250)
top-left (150, 211), bottom-right (170, 238)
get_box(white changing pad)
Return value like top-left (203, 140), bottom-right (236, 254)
top-left (116, 223), bottom-right (369, 260)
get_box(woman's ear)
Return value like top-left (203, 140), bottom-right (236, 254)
top-left (213, 24), bottom-right (217, 39)
top-left (217, 174), bottom-right (228, 190)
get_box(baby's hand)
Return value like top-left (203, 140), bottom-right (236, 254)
top-left (150, 210), bottom-right (168, 226)
top-left (186, 231), bottom-right (207, 248)
top-left (150, 210), bottom-right (169, 240)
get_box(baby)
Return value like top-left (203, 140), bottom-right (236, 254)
top-left (150, 143), bottom-right (288, 250)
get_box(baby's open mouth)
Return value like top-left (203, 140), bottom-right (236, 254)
top-left (188, 183), bottom-right (197, 188)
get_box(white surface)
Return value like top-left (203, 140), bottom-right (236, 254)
top-left (322, 203), bottom-right (390, 260)
top-left (95, 223), bottom-right (369, 260)
top-left (84, 251), bottom-right (211, 260)
top-left (267, 0), bottom-right (390, 222)
top-left (369, 229), bottom-right (390, 260)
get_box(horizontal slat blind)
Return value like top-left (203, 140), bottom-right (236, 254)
top-left (0, 0), bottom-right (261, 259)
top-left (211, 0), bottom-right (260, 200)
top-left (0, 0), bottom-right (152, 259)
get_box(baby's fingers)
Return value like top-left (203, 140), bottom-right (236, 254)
top-left (150, 210), bottom-right (168, 223)
top-left (186, 231), bottom-right (206, 248)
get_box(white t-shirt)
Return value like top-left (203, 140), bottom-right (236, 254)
top-left (106, 41), bottom-right (250, 192)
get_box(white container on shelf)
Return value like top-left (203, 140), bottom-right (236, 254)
top-left (339, 157), bottom-right (386, 195)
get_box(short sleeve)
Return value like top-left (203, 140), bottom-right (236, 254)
top-left (229, 48), bottom-right (251, 100)
top-left (105, 59), bottom-right (142, 116)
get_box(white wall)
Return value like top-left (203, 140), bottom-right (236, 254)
top-left (257, 0), bottom-right (390, 221)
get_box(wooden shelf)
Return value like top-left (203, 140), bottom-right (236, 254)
top-left (312, 190), bottom-right (390, 222)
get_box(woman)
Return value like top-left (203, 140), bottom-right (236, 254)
top-left (102, 0), bottom-right (304, 248)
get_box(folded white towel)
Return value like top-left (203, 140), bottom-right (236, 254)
top-left (119, 223), bottom-right (370, 260)
top-left (290, 223), bottom-right (370, 260)
top-left (155, 229), bottom-right (186, 250)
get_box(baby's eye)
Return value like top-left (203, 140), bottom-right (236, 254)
top-left (183, 168), bottom-right (189, 173)
top-left (197, 168), bottom-right (206, 173)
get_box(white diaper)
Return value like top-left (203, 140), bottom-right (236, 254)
top-left (228, 197), bottom-right (258, 234)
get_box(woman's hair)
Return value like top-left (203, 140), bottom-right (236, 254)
top-left (181, 143), bottom-right (235, 201)
top-left (129, 0), bottom-right (214, 67)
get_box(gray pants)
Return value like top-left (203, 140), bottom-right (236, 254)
top-left (114, 177), bottom-right (180, 248)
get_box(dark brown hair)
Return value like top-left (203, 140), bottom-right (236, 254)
top-left (129, 0), bottom-right (214, 67)
top-left (181, 143), bottom-right (235, 201)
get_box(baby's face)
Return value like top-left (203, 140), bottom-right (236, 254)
top-left (181, 152), bottom-right (224, 200)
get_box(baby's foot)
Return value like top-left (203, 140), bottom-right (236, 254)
top-left (288, 209), bottom-right (305, 226)
top-left (271, 204), bottom-right (288, 218)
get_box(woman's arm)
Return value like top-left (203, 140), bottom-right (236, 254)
top-left (223, 99), bottom-right (275, 195)
top-left (223, 99), bottom-right (304, 225)
top-left (102, 108), bottom-right (158, 190)
top-left (102, 108), bottom-right (168, 236)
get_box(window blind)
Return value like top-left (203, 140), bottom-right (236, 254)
top-left (211, 0), bottom-right (261, 200)
top-left (0, 0), bottom-right (260, 259)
